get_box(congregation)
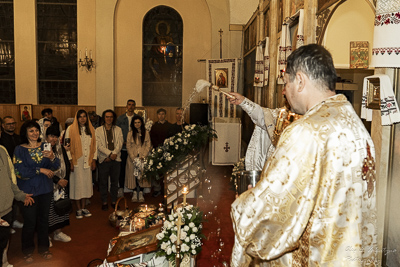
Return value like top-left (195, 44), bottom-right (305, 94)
top-left (0, 101), bottom-right (188, 266)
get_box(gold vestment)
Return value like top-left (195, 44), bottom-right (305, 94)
top-left (231, 95), bottom-right (377, 266)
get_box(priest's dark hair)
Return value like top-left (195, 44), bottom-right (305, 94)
top-left (20, 120), bottom-right (41, 144)
top-left (101, 109), bottom-right (117, 126)
top-left (46, 123), bottom-right (61, 137)
top-left (130, 115), bottom-right (146, 145)
top-left (286, 44), bottom-right (337, 92)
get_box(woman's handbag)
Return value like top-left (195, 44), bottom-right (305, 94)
top-left (54, 188), bottom-right (72, 216)
top-left (109, 197), bottom-right (132, 229)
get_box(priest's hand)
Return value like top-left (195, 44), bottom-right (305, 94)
top-left (227, 92), bottom-right (245, 105)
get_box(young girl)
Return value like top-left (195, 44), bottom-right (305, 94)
top-left (125, 116), bottom-right (152, 202)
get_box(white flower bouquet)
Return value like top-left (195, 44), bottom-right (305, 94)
top-left (143, 124), bottom-right (217, 180)
top-left (156, 205), bottom-right (205, 265)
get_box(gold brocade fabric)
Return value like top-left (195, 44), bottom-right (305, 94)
top-left (231, 95), bottom-right (377, 266)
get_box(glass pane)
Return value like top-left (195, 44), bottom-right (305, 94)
top-left (38, 81), bottom-right (77, 105)
top-left (142, 6), bottom-right (183, 107)
top-left (37, 1), bottom-right (77, 104)
top-left (0, 2), bottom-right (14, 104)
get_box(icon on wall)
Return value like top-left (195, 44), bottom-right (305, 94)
top-left (19, 104), bottom-right (32, 122)
top-left (215, 68), bottom-right (228, 88)
top-left (350, 41), bottom-right (369, 69)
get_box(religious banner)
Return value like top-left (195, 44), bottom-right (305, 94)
top-left (206, 58), bottom-right (239, 119)
top-left (264, 37), bottom-right (270, 86)
top-left (254, 44), bottom-right (264, 87)
top-left (297, 9), bottom-right (305, 48)
top-left (277, 24), bottom-right (292, 84)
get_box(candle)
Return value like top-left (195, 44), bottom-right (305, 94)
top-left (182, 187), bottom-right (188, 206)
top-left (79, 50), bottom-right (82, 59)
top-left (176, 214), bottom-right (182, 245)
top-left (85, 48), bottom-right (88, 57)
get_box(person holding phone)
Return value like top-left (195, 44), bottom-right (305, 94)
top-left (45, 124), bottom-right (72, 244)
top-left (13, 120), bottom-right (60, 263)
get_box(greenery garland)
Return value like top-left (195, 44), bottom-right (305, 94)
top-left (143, 124), bottom-right (217, 180)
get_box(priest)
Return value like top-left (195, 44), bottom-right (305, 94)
top-left (229, 44), bottom-right (377, 266)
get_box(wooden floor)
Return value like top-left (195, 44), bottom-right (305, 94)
top-left (7, 164), bottom-right (235, 267)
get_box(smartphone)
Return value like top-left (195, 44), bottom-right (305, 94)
top-left (64, 138), bottom-right (71, 146)
top-left (43, 142), bottom-right (51, 151)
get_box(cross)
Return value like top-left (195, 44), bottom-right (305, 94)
top-left (219, 28), bottom-right (223, 59)
top-left (224, 142), bottom-right (230, 152)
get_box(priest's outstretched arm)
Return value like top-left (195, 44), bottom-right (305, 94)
top-left (228, 92), bottom-right (278, 133)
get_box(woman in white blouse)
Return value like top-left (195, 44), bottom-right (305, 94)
top-left (65, 110), bottom-right (97, 219)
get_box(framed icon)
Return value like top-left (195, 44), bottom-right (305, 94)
top-left (106, 225), bottom-right (161, 263)
top-left (19, 104), bottom-right (32, 122)
top-left (215, 68), bottom-right (228, 88)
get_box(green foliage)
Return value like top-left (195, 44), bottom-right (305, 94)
top-left (144, 124), bottom-right (217, 180)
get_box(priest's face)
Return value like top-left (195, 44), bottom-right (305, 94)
top-left (283, 73), bottom-right (302, 114)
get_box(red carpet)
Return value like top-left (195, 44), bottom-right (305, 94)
top-left (7, 164), bottom-right (235, 266)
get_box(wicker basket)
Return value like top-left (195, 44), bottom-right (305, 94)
top-left (108, 197), bottom-right (132, 228)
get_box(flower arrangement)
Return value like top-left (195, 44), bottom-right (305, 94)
top-left (156, 205), bottom-right (205, 265)
top-left (143, 124), bottom-right (217, 180)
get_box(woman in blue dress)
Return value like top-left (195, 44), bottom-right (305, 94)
top-left (13, 120), bottom-right (60, 263)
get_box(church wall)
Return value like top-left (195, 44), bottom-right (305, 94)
top-left (78, 0), bottom-right (97, 106)
top-left (322, 0), bottom-right (375, 69)
top-left (14, 0), bottom-right (38, 105)
top-left (115, 0), bottom-right (213, 108)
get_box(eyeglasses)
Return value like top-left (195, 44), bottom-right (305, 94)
top-left (5, 123), bottom-right (16, 126)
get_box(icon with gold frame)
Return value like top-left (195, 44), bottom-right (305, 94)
top-left (106, 225), bottom-right (161, 263)
top-left (366, 77), bottom-right (381, 110)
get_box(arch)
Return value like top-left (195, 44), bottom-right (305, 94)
top-left (142, 5), bottom-right (183, 106)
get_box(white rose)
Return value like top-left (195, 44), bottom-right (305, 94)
top-left (180, 231), bottom-right (187, 240)
top-left (172, 245), bottom-right (176, 253)
top-left (193, 227), bottom-right (198, 233)
top-left (149, 160), bottom-right (153, 166)
top-left (166, 247), bottom-right (172, 255)
top-left (184, 125), bottom-right (189, 130)
top-left (175, 145), bottom-right (179, 149)
top-left (185, 237), bottom-right (190, 242)
top-left (169, 141), bottom-right (174, 146)
top-left (191, 244), bottom-right (196, 249)
top-left (168, 215), bottom-right (174, 221)
top-left (161, 242), bottom-right (168, 250)
top-left (191, 249), bottom-right (197, 255)
top-left (189, 222), bottom-right (195, 228)
top-left (184, 225), bottom-right (189, 231)
top-left (158, 148), bottom-right (162, 152)
top-left (190, 234), bottom-right (196, 240)
top-left (187, 214), bottom-right (192, 220)
top-left (156, 233), bottom-right (164, 240)
top-left (181, 243), bottom-right (190, 252)
top-left (169, 233), bottom-right (177, 243)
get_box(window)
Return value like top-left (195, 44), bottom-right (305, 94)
top-left (142, 6), bottom-right (183, 106)
top-left (0, 0), bottom-right (15, 103)
top-left (37, 0), bottom-right (77, 104)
